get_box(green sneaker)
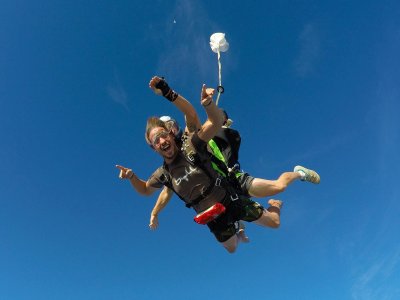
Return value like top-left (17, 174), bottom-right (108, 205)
top-left (294, 165), bottom-right (320, 184)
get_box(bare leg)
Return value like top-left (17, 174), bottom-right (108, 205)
top-left (248, 172), bottom-right (301, 198)
top-left (221, 235), bottom-right (239, 253)
top-left (253, 199), bottom-right (283, 228)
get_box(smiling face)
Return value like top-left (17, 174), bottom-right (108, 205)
top-left (148, 126), bottom-right (178, 160)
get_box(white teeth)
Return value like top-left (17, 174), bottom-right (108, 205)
top-left (161, 144), bottom-right (170, 151)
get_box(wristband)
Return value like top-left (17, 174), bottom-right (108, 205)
top-left (165, 89), bottom-right (179, 102)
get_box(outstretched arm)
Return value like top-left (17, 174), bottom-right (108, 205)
top-left (116, 165), bottom-right (158, 196)
top-left (197, 84), bottom-right (224, 142)
top-left (149, 186), bottom-right (174, 230)
top-left (149, 76), bottom-right (201, 133)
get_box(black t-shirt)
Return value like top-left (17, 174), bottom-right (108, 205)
top-left (148, 132), bottom-right (226, 213)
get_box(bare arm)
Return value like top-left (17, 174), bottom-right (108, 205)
top-left (149, 76), bottom-right (201, 133)
top-left (149, 186), bottom-right (174, 230)
top-left (174, 95), bottom-right (202, 133)
top-left (197, 85), bottom-right (224, 142)
top-left (116, 165), bottom-right (158, 196)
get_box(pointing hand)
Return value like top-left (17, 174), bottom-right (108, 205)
top-left (116, 165), bottom-right (134, 180)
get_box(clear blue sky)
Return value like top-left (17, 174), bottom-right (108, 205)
top-left (1, 0), bottom-right (399, 299)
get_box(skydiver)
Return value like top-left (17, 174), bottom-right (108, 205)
top-left (116, 80), bottom-right (320, 253)
top-left (145, 77), bottom-right (319, 237)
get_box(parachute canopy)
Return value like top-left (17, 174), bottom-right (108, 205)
top-left (210, 33), bottom-right (229, 53)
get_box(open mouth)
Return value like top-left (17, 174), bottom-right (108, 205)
top-left (160, 143), bottom-right (171, 151)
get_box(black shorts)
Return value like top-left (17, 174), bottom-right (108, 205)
top-left (236, 172), bottom-right (255, 197)
top-left (207, 196), bottom-right (264, 242)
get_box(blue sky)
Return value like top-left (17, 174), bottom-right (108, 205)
top-left (1, 0), bottom-right (400, 299)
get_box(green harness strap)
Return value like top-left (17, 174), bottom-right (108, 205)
top-left (209, 138), bottom-right (242, 179)
top-left (208, 139), bottom-right (227, 176)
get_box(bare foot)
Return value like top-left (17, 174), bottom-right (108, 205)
top-left (237, 221), bottom-right (250, 243)
top-left (268, 199), bottom-right (283, 210)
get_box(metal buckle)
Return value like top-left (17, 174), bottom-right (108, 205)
top-left (230, 193), bottom-right (239, 201)
top-left (215, 177), bottom-right (221, 186)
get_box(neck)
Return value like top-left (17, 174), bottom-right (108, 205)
top-left (163, 145), bottom-right (179, 164)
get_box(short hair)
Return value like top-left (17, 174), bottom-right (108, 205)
top-left (145, 116), bottom-right (168, 145)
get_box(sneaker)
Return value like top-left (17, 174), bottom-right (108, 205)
top-left (268, 199), bottom-right (283, 210)
top-left (294, 165), bottom-right (320, 184)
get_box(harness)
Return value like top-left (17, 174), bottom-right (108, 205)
top-left (212, 127), bottom-right (241, 170)
top-left (159, 133), bottom-right (240, 209)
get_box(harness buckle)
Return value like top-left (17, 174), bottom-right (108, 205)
top-left (230, 193), bottom-right (239, 201)
top-left (215, 177), bottom-right (221, 187)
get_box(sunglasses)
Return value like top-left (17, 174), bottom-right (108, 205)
top-left (151, 130), bottom-right (171, 147)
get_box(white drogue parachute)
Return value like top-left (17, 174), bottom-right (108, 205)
top-left (210, 32), bottom-right (229, 53)
top-left (209, 33), bottom-right (229, 105)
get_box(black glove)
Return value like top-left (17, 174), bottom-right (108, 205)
top-left (155, 77), bottom-right (179, 102)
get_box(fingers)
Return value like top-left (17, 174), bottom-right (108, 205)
top-left (201, 84), bottom-right (206, 97)
top-left (149, 216), bottom-right (159, 230)
top-left (115, 165), bottom-right (127, 171)
top-left (205, 88), bottom-right (215, 95)
top-left (125, 169), bottom-right (133, 179)
top-left (149, 77), bottom-right (163, 96)
top-left (116, 164), bottom-right (132, 179)
top-left (116, 165), bottom-right (127, 179)
top-left (201, 85), bottom-right (215, 100)
top-left (149, 76), bottom-right (161, 89)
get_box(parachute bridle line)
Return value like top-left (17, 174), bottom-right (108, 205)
top-left (210, 32), bottom-right (228, 106)
top-left (216, 48), bottom-right (223, 106)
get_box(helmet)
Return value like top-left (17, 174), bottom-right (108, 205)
top-left (221, 110), bottom-right (228, 123)
top-left (221, 109), bottom-right (233, 127)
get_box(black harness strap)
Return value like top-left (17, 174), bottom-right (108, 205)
top-left (160, 133), bottom-right (240, 209)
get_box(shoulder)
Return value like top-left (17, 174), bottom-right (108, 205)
top-left (148, 166), bottom-right (168, 187)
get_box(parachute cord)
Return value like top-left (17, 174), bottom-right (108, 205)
top-left (216, 49), bottom-right (222, 106)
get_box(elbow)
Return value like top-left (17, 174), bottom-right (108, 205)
top-left (138, 188), bottom-right (153, 196)
top-left (209, 115), bottom-right (224, 128)
top-left (216, 109), bottom-right (225, 127)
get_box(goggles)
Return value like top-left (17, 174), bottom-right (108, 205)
top-left (160, 116), bottom-right (179, 132)
top-left (151, 130), bottom-right (171, 147)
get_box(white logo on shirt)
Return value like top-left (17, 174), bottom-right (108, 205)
top-left (174, 166), bottom-right (197, 185)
